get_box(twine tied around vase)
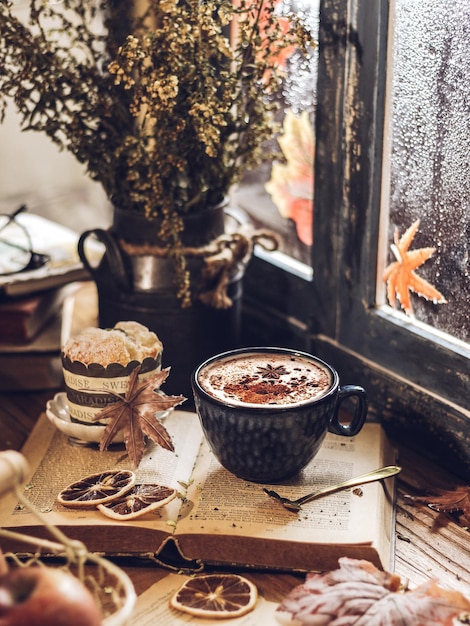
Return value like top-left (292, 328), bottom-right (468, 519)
top-left (118, 228), bottom-right (280, 309)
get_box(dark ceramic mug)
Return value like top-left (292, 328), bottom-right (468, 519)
top-left (191, 347), bottom-right (368, 483)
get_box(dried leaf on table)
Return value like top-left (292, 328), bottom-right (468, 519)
top-left (276, 557), bottom-right (470, 625)
top-left (383, 219), bottom-right (447, 316)
top-left (93, 366), bottom-right (186, 467)
top-left (406, 486), bottom-right (470, 527)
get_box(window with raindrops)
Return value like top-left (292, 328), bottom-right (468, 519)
top-left (380, 0), bottom-right (469, 344)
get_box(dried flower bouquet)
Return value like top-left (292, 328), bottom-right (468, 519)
top-left (0, 0), bottom-right (315, 302)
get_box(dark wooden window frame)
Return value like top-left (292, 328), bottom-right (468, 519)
top-left (243, 0), bottom-right (470, 480)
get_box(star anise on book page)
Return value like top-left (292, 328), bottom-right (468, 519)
top-left (407, 486), bottom-right (470, 527)
top-left (93, 367), bottom-right (186, 467)
top-left (277, 557), bottom-right (470, 626)
top-left (383, 219), bottom-right (447, 316)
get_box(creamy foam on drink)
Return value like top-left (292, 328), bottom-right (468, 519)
top-left (197, 352), bottom-right (332, 407)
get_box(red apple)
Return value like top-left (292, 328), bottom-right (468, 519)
top-left (0, 566), bottom-right (102, 626)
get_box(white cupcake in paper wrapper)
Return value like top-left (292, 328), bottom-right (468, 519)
top-left (62, 321), bottom-right (163, 425)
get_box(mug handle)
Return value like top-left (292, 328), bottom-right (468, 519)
top-left (328, 385), bottom-right (368, 437)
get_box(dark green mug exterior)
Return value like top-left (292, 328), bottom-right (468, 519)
top-left (191, 347), bottom-right (368, 483)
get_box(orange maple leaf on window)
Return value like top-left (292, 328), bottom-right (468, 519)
top-left (383, 219), bottom-right (447, 316)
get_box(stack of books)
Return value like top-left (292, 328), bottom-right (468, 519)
top-left (0, 213), bottom-right (102, 391)
top-left (0, 286), bottom-right (75, 391)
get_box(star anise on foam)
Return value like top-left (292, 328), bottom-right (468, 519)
top-left (256, 363), bottom-right (289, 379)
top-left (93, 366), bottom-right (186, 468)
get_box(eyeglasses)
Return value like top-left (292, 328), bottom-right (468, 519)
top-left (0, 205), bottom-right (51, 276)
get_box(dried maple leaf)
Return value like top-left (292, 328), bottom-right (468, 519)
top-left (93, 366), bottom-right (186, 467)
top-left (407, 486), bottom-right (470, 527)
top-left (383, 219), bottom-right (447, 316)
top-left (277, 557), bottom-right (470, 625)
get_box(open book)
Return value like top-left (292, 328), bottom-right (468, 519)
top-left (0, 411), bottom-right (397, 573)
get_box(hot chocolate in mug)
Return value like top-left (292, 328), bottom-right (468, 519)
top-left (191, 347), bottom-right (368, 483)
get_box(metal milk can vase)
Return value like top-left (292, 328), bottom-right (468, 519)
top-left (77, 203), bottom-right (251, 402)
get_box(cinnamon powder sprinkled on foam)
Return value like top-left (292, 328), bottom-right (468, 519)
top-left (199, 354), bottom-right (331, 406)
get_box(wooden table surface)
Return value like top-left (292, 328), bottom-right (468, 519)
top-left (1, 388), bottom-right (469, 607)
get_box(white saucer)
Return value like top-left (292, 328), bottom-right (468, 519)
top-left (46, 392), bottom-right (172, 445)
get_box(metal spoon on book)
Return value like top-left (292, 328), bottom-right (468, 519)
top-left (263, 465), bottom-right (402, 513)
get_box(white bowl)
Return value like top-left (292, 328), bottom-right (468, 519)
top-left (46, 392), bottom-right (172, 444)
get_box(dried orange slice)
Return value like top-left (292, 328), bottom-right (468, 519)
top-left (96, 483), bottom-right (176, 520)
top-left (57, 470), bottom-right (136, 508)
top-left (170, 573), bottom-right (258, 619)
